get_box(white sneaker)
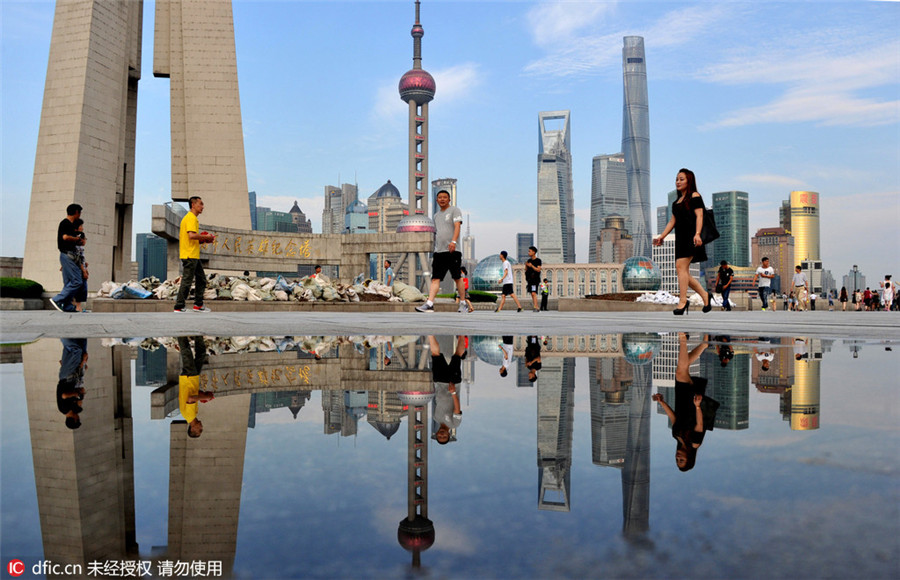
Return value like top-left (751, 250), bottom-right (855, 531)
top-left (415, 303), bottom-right (434, 313)
top-left (458, 303), bottom-right (468, 313)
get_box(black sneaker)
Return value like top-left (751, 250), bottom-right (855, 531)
top-left (415, 303), bottom-right (434, 313)
top-left (50, 299), bottom-right (64, 312)
top-left (517, 308), bottom-right (523, 312)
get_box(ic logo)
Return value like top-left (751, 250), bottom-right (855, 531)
top-left (8, 559), bottom-right (25, 577)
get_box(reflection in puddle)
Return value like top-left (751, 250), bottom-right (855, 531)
top-left (4, 333), bottom-right (896, 578)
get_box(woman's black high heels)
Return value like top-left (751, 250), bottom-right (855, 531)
top-left (702, 293), bottom-right (712, 313)
top-left (673, 302), bottom-right (690, 315)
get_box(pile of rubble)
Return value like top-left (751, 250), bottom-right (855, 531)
top-left (95, 274), bottom-right (426, 303)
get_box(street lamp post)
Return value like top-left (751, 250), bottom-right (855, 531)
top-left (852, 264), bottom-right (858, 293)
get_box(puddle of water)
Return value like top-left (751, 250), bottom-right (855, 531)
top-left (1, 333), bottom-right (897, 578)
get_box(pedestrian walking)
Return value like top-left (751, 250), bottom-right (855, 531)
top-left (50, 204), bottom-right (85, 312)
top-left (416, 189), bottom-right (466, 313)
top-left (384, 260), bottom-right (394, 286)
top-left (715, 260), bottom-right (734, 311)
top-left (840, 287), bottom-right (848, 311)
top-left (174, 196), bottom-right (216, 313)
top-left (881, 275), bottom-right (894, 311)
top-left (753, 257), bottom-right (775, 311)
top-left (495, 251), bottom-right (523, 312)
top-left (455, 266), bottom-right (474, 313)
top-left (524, 246), bottom-right (542, 312)
top-left (71, 219), bottom-right (90, 313)
top-left (792, 265), bottom-right (809, 311)
top-left (652, 168), bottom-right (712, 315)
top-left (540, 278), bottom-right (550, 311)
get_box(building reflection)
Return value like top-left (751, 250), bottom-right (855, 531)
top-left (753, 337), bottom-right (822, 430)
top-left (22, 338), bottom-right (138, 575)
top-left (14, 332), bottom-right (833, 573)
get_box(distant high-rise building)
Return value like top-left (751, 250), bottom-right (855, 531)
top-left (289, 201), bottom-right (313, 234)
top-left (708, 191), bottom-right (749, 268)
top-left (537, 110), bottom-right (575, 264)
top-left (656, 190), bottom-right (678, 235)
top-left (517, 233), bottom-right (534, 263)
top-left (652, 238), bottom-right (699, 294)
top-left (322, 183), bottom-right (359, 234)
top-left (779, 199), bottom-right (792, 233)
top-left (431, 178), bottom-right (457, 214)
top-left (589, 153), bottom-right (628, 262)
top-left (622, 36), bottom-right (651, 257)
top-left (842, 267), bottom-right (866, 294)
top-left (461, 215), bottom-right (475, 264)
top-left (751, 227), bottom-right (794, 295)
top-left (369, 180), bottom-right (409, 282)
top-left (537, 358), bottom-right (576, 511)
top-left (256, 206), bottom-right (296, 233)
top-left (248, 191), bottom-right (258, 230)
top-left (596, 215), bottom-right (633, 264)
top-left (789, 191), bottom-right (820, 266)
top-left (344, 200), bottom-right (370, 234)
top-left (135, 233), bottom-right (167, 280)
top-left (702, 349), bottom-right (750, 430)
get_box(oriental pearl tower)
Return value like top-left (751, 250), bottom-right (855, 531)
top-left (396, 1), bottom-right (437, 287)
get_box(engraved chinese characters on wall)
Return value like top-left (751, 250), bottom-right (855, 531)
top-left (203, 234), bottom-right (312, 259)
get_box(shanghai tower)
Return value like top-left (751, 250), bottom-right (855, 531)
top-left (622, 36), bottom-right (651, 257)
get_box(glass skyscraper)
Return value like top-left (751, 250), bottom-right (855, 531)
top-left (622, 36), bottom-right (651, 257)
top-left (537, 110), bottom-right (575, 264)
top-left (588, 153), bottom-right (628, 263)
top-left (709, 191), bottom-right (750, 267)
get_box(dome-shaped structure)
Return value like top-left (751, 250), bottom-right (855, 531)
top-left (622, 333), bottom-right (661, 366)
top-left (369, 180), bottom-right (402, 200)
top-left (399, 69), bottom-right (435, 104)
top-left (370, 420), bottom-right (402, 441)
top-left (397, 391), bottom-right (435, 406)
top-left (398, 515), bottom-right (435, 555)
top-left (471, 335), bottom-right (507, 367)
top-left (396, 213), bottom-right (435, 233)
top-left (471, 254), bottom-right (518, 292)
top-left (345, 199), bottom-right (367, 215)
top-left (622, 256), bottom-right (661, 292)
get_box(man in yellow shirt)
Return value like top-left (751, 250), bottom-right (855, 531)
top-left (174, 196), bottom-right (216, 312)
top-left (177, 336), bottom-right (214, 437)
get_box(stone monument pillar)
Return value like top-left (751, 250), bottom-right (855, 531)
top-left (154, 0), bottom-right (252, 231)
top-left (23, 0), bottom-right (142, 291)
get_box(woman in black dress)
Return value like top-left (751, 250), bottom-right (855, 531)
top-left (653, 168), bottom-right (712, 314)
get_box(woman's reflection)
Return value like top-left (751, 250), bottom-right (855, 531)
top-left (57, 338), bottom-right (87, 429)
top-left (177, 336), bottom-right (214, 438)
top-left (652, 333), bottom-right (720, 471)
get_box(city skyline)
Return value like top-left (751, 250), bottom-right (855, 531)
top-left (2, 1), bottom-right (897, 279)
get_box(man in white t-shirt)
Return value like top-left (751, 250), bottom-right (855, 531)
top-left (792, 265), bottom-right (809, 311)
top-left (753, 257), bottom-right (775, 310)
top-left (495, 251), bottom-right (523, 312)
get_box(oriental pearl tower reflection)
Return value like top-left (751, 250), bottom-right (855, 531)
top-left (397, 389), bottom-right (436, 569)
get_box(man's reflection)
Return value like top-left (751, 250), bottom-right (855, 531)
top-left (499, 335), bottom-right (514, 378)
top-left (429, 335), bottom-right (464, 444)
top-left (177, 336), bottom-right (214, 438)
top-left (652, 333), bottom-right (720, 472)
top-left (524, 335), bottom-right (542, 382)
top-left (57, 338), bottom-right (87, 429)
top-left (715, 335), bottom-right (734, 367)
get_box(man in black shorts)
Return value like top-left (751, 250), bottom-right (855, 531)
top-left (416, 190), bottom-right (465, 313)
top-left (524, 246), bottom-right (542, 312)
top-left (429, 335), bottom-right (465, 443)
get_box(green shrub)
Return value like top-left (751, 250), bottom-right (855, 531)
top-left (468, 290), bottom-right (497, 303)
top-left (0, 277), bottom-right (44, 299)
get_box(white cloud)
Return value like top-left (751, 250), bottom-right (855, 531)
top-left (700, 39), bottom-right (900, 128)
top-left (524, 4), bottom-right (729, 78)
top-left (526, 1), bottom-right (617, 48)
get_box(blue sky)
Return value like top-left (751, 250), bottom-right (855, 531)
top-left (2, 0), bottom-right (898, 282)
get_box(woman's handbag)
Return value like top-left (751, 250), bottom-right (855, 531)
top-left (700, 207), bottom-right (720, 245)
